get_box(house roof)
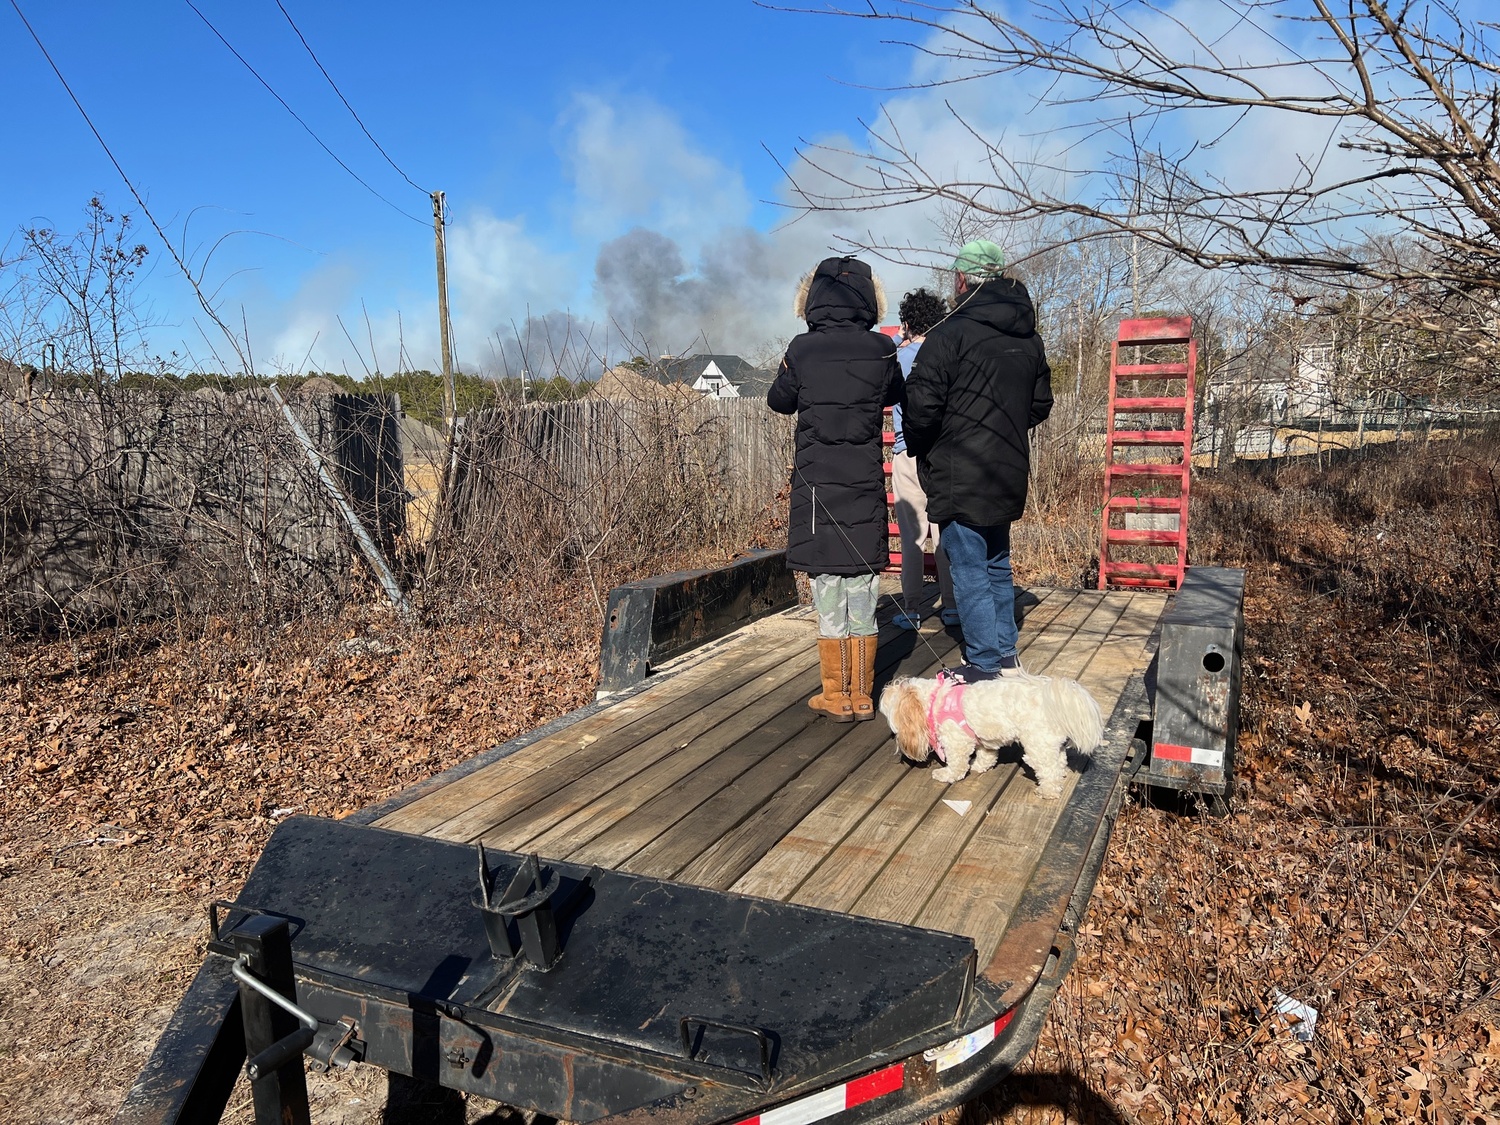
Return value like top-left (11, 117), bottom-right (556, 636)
top-left (660, 353), bottom-right (765, 386)
top-left (735, 368), bottom-right (776, 398)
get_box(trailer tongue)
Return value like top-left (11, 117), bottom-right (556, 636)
top-left (121, 816), bottom-right (979, 1124)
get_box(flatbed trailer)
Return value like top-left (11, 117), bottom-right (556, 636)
top-left (118, 558), bottom-right (1244, 1125)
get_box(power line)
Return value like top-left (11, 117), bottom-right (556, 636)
top-left (272, 0), bottom-right (430, 197)
top-left (7, 0), bottom-right (215, 324)
top-left (183, 0), bottom-right (426, 226)
top-left (9, 0), bottom-right (414, 615)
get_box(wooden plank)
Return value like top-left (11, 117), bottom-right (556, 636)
top-left (1016, 586), bottom-right (1075, 636)
top-left (672, 717), bottom-right (910, 890)
top-left (528, 658), bottom-right (827, 862)
top-left (1033, 592), bottom-right (1131, 680)
top-left (787, 766), bottom-right (951, 913)
top-left (1075, 592), bottom-right (1166, 703)
top-left (730, 738), bottom-right (909, 902)
top-left (786, 591), bottom-right (1088, 917)
top-left (554, 623), bottom-right (944, 867)
top-left (848, 760), bottom-right (1024, 927)
top-left (384, 627), bottom-right (807, 838)
top-left (1018, 591), bottom-right (1107, 675)
top-left (1012, 588), bottom-right (1078, 652)
top-left (627, 630), bottom-right (967, 881)
top-left (675, 593), bottom-right (1073, 892)
top-left (375, 630), bottom-right (804, 834)
top-left (907, 594), bottom-right (1149, 946)
top-left (912, 593), bottom-right (1162, 950)
top-left (725, 594), bottom-right (1074, 904)
top-left (914, 775), bottom-right (1075, 958)
top-left (450, 634), bottom-right (819, 847)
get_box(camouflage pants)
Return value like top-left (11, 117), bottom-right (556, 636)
top-left (811, 573), bottom-right (880, 638)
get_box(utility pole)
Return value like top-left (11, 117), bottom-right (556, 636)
top-left (431, 190), bottom-right (456, 435)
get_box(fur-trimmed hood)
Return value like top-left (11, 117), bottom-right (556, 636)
top-left (793, 256), bottom-right (887, 328)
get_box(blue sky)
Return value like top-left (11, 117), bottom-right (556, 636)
top-left (3, 1), bottom-right (932, 375)
top-left (5, 1), bottom-right (1367, 377)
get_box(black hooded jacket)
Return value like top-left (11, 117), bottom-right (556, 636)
top-left (767, 257), bottom-right (904, 575)
top-left (902, 277), bottom-right (1053, 527)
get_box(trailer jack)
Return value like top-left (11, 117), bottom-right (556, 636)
top-left (231, 954), bottom-right (363, 1079)
top-left (214, 913), bottom-right (365, 1124)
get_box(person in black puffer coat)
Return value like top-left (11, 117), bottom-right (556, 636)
top-left (768, 256), bottom-right (904, 722)
top-left (903, 240), bottom-right (1053, 681)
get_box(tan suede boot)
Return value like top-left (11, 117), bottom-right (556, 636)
top-left (808, 637), bottom-right (854, 721)
top-left (849, 634), bottom-right (878, 721)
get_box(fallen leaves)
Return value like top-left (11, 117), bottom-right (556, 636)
top-left (982, 459), bottom-right (1500, 1125)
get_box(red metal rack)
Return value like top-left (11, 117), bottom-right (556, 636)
top-left (883, 408), bottom-right (935, 576)
top-left (1098, 317), bottom-right (1196, 590)
top-left (880, 325), bottom-right (935, 577)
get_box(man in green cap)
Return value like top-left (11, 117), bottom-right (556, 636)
top-left (900, 239), bottom-right (1054, 680)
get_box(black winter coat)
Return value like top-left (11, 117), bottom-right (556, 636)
top-left (768, 258), bottom-right (904, 575)
top-left (902, 278), bottom-right (1053, 527)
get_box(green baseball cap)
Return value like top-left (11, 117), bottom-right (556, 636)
top-left (953, 239), bottom-right (1005, 276)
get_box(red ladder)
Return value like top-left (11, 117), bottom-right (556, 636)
top-left (880, 324), bottom-right (935, 577)
top-left (1098, 317), bottom-right (1196, 590)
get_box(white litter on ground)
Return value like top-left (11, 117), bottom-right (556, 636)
top-left (1271, 989), bottom-right (1318, 1041)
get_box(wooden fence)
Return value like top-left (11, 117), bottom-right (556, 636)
top-left (437, 397), bottom-right (795, 577)
top-left (1, 389), bottom-right (799, 630)
top-left (0, 388), bottom-right (404, 630)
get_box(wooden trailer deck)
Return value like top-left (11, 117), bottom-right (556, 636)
top-left (372, 587), bottom-right (1165, 967)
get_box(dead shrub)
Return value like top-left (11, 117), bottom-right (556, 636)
top-left (1008, 430), bottom-right (1500, 1125)
top-left (414, 396), bottom-right (794, 638)
top-left (0, 388), bottom-right (391, 640)
top-left (1016, 392), bottom-right (1105, 586)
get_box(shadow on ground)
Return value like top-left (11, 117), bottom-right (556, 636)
top-left (961, 1070), bottom-right (1128, 1125)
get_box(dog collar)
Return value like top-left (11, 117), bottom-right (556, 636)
top-left (926, 678), bottom-right (975, 764)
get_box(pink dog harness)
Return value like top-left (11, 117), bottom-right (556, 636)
top-left (925, 676), bottom-right (976, 764)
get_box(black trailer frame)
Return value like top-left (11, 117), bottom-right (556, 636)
top-left (116, 562), bottom-right (1247, 1125)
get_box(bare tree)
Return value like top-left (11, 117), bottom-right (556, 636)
top-left (6, 197), bottom-right (154, 382)
top-left (782, 0), bottom-right (1500, 363)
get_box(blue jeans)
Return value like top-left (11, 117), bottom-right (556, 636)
top-left (939, 520), bottom-right (1016, 672)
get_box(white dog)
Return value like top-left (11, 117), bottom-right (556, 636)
top-left (879, 672), bottom-right (1104, 796)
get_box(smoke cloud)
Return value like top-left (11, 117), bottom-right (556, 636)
top-left (591, 225), bottom-right (794, 358)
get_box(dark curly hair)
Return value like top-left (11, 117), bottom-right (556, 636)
top-left (898, 287), bottom-right (947, 337)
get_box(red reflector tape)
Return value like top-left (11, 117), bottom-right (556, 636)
top-left (924, 1006), bottom-right (1019, 1072)
top-left (845, 1063), bottom-right (904, 1106)
top-left (1155, 743), bottom-right (1225, 767)
top-left (733, 1063), bottom-right (905, 1125)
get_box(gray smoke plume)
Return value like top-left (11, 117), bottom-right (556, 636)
top-left (492, 309), bottom-right (607, 382)
top-left (594, 226), bottom-right (798, 358)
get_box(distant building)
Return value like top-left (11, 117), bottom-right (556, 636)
top-left (661, 354), bottom-right (774, 400)
top-left (588, 354), bottom-right (775, 402)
